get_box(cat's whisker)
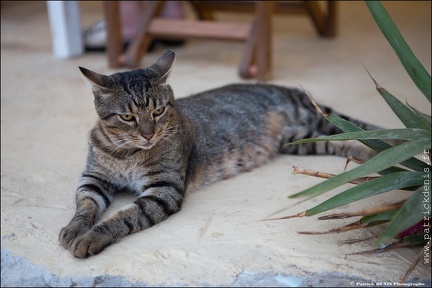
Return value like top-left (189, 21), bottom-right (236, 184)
top-left (110, 137), bottom-right (137, 155)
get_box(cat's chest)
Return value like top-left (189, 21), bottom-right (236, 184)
top-left (98, 152), bottom-right (158, 195)
top-left (120, 162), bottom-right (146, 193)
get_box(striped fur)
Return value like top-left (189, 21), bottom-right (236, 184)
top-left (59, 50), bottom-right (378, 258)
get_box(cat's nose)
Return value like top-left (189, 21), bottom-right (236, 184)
top-left (139, 124), bottom-right (155, 140)
top-left (143, 134), bottom-right (154, 140)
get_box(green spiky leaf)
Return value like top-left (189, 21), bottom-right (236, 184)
top-left (289, 139), bottom-right (429, 199)
top-left (323, 114), bottom-right (428, 172)
top-left (377, 186), bottom-right (428, 244)
top-left (366, 1), bottom-right (431, 102)
top-left (286, 128), bottom-right (430, 144)
top-left (361, 210), bottom-right (398, 224)
top-left (406, 102), bottom-right (431, 128)
top-left (304, 171), bottom-right (423, 216)
top-left (373, 82), bottom-right (430, 130)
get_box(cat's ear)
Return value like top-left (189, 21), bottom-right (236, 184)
top-left (79, 67), bottom-right (111, 88)
top-left (147, 50), bottom-right (176, 83)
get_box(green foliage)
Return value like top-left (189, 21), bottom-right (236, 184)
top-left (378, 186), bottom-right (426, 244)
top-left (365, 1), bottom-right (431, 102)
top-left (283, 1), bottom-right (431, 247)
top-left (305, 172), bottom-right (424, 217)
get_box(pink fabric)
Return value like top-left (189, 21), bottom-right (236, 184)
top-left (120, 1), bottom-right (184, 40)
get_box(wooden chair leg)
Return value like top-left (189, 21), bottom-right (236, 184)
top-left (103, 1), bottom-right (123, 68)
top-left (324, 1), bottom-right (337, 37)
top-left (239, 2), bottom-right (273, 80)
top-left (189, 1), bottom-right (215, 20)
top-left (239, 18), bottom-right (257, 79)
top-left (305, 1), bottom-right (337, 37)
top-left (120, 1), bottom-right (166, 67)
top-left (255, 1), bottom-right (273, 81)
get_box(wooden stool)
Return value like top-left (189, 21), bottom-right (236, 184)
top-left (103, 1), bottom-right (337, 81)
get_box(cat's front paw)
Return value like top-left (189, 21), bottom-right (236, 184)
top-left (59, 221), bottom-right (92, 250)
top-left (70, 228), bottom-right (114, 258)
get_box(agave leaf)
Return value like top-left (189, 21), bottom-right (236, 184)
top-left (297, 88), bottom-right (429, 171)
top-left (320, 114), bottom-right (429, 172)
top-left (397, 220), bottom-right (426, 239)
top-left (286, 128), bottom-right (430, 144)
top-left (360, 210), bottom-right (398, 224)
top-left (304, 171), bottom-right (422, 216)
top-left (400, 234), bottom-right (428, 246)
top-left (365, 68), bottom-right (430, 130)
top-left (377, 186), bottom-right (428, 244)
top-left (289, 139), bottom-right (429, 199)
top-left (406, 102), bottom-right (432, 128)
top-left (287, 128), bottom-right (430, 173)
top-left (366, 1), bottom-right (431, 102)
top-left (287, 89), bottom-right (413, 178)
top-left (326, 114), bottom-right (393, 151)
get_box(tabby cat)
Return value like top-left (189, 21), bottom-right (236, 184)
top-left (59, 50), bottom-right (377, 258)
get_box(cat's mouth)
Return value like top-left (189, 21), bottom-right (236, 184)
top-left (129, 132), bottom-right (164, 150)
top-left (137, 142), bottom-right (154, 149)
top-left (136, 132), bottom-right (165, 149)
top-left (135, 139), bottom-right (159, 150)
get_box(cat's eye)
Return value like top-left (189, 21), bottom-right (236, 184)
top-left (153, 107), bottom-right (165, 116)
top-left (120, 114), bottom-right (134, 121)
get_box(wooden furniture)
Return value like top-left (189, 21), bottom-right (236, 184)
top-left (103, 1), bottom-right (337, 81)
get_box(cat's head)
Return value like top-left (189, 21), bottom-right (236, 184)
top-left (80, 50), bottom-right (177, 150)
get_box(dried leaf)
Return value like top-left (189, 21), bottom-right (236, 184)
top-left (263, 210), bottom-right (307, 221)
top-left (346, 241), bottom-right (402, 256)
top-left (292, 166), bottom-right (335, 179)
top-left (317, 200), bottom-right (405, 220)
top-left (299, 86), bottom-right (328, 117)
top-left (344, 156), bottom-right (366, 171)
top-left (340, 235), bottom-right (377, 245)
top-left (292, 166), bottom-right (378, 185)
top-left (346, 234), bottom-right (427, 257)
top-left (400, 242), bottom-right (430, 283)
top-left (297, 220), bottom-right (385, 235)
